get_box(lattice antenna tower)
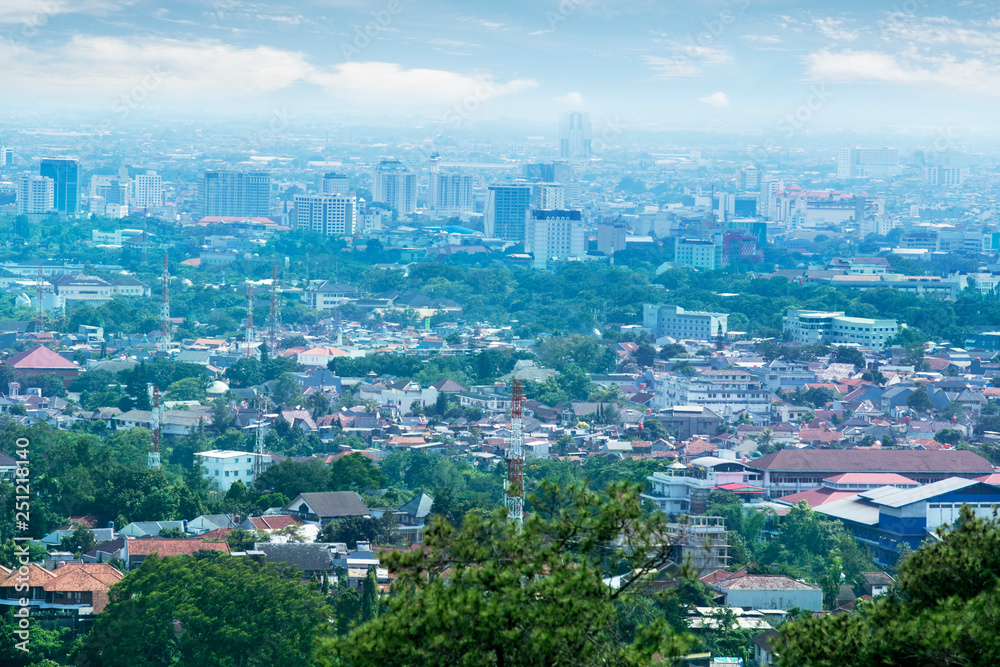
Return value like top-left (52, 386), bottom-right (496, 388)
top-left (159, 253), bottom-right (170, 352)
top-left (246, 283), bottom-right (255, 358)
top-left (253, 393), bottom-right (268, 478)
top-left (148, 384), bottom-right (161, 469)
top-left (505, 379), bottom-right (525, 530)
top-left (36, 265), bottom-right (43, 333)
top-left (268, 264), bottom-right (278, 352)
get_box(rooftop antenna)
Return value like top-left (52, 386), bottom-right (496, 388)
top-left (268, 264), bottom-right (278, 351)
top-left (159, 253), bottom-right (170, 352)
top-left (148, 384), bottom-right (161, 469)
top-left (504, 379), bottom-right (525, 530)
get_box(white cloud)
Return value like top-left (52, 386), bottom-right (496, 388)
top-left (698, 91), bottom-right (730, 108)
top-left (643, 43), bottom-right (729, 79)
top-left (0, 0), bottom-right (133, 24)
top-left (556, 91), bottom-right (585, 108)
top-left (813, 17), bottom-right (859, 42)
top-left (0, 36), bottom-right (539, 109)
top-left (806, 48), bottom-right (1000, 95)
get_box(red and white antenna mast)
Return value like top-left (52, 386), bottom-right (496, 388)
top-left (505, 379), bottom-right (525, 529)
top-left (245, 283), bottom-right (255, 357)
top-left (268, 264), bottom-right (278, 351)
top-left (159, 253), bottom-right (170, 352)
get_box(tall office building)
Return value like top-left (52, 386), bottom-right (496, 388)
top-left (837, 148), bottom-right (902, 179)
top-left (739, 166), bottom-right (761, 191)
top-left (293, 194), bottom-right (357, 236)
top-left (372, 160), bottom-right (417, 215)
top-left (429, 171), bottom-right (473, 214)
top-left (559, 112), bottom-right (592, 159)
top-left (0, 147), bottom-right (12, 167)
top-left (321, 173), bottom-right (350, 195)
top-left (40, 158), bottom-right (80, 214)
top-left (522, 161), bottom-right (572, 184)
top-left (531, 183), bottom-right (566, 210)
top-left (16, 175), bottom-right (54, 214)
top-left (526, 209), bottom-right (585, 270)
top-left (198, 170), bottom-right (272, 217)
top-left (484, 184), bottom-right (532, 241)
top-left (133, 170), bottom-right (164, 208)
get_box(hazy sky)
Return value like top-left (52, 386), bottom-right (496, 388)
top-left (1, 0), bottom-right (997, 136)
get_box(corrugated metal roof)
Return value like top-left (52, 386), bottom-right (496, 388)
top-left (863, 477), bottom-right (980, 508)
top-left (814, 496), bottom-right (880, 525)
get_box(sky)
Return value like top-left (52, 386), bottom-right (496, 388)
top-left (1, 0), bottom-right (998, 138)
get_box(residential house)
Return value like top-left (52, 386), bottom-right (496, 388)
top-left (254, 543), bottom-right (340, 579)
top-left (712, 573), bottom-right (823, 611)
top-left (393, 492), bottom-right (433, 544)
top-left (124, 538), bottom-right (230, 567)
top-left (282, 491), bottom-right (371, 525)
top-left (752, 629), bottom-right (782, 666)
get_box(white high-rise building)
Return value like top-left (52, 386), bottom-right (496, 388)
top-left (429, 171), bottom-right (473, 214)
top-left (559, 112), bottom-right (592, 159)
top-left (17, 175), bottom-right (54, 214)
top-left (132, 170), bottom-right (164, 209)
top-left (0, 147), bottom-right (12, 167)
top-left (372, 160), bottom-right (417, 215)
top-left (294, 194), bottom-right (357, 236)
top-left (837, 148), bottom-right (902, 179)
top-left (321, 172), bottom-right (350, 195)
top-left (484, 184), bottom-right (532, 241)
top-left (526, 209), bottom-right (585, 270)
top-left (531, 182), bottom-right (565, 210)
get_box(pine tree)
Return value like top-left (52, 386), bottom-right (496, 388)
top-left (360, 569), bottom-right (379, 623)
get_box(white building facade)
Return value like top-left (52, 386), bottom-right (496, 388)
top-left (783, 309), bottom-right (898, 351)
top-left (644, 304), bottom-right (728, 341)
top-left (525, 209), bottom-right (585, 270)
top-left (294, 194), bottom-right (357, 236)
top-left (17, 175), bottom-right (54, 214)
top-left (195, 449), bottom-right (272, 492)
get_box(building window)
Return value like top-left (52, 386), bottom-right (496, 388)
top-left (225, 471), bottom-right (230, 477)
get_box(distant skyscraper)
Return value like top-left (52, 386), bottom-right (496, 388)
top-left (39, 158), bottom-right (80, 214)
top-left (198, 170), bottom-right (272, 217)
top-left (484, 184), bottom-right (532, 241)
top-left (525, 209), bottom-right (585, 270)
top-left (294, 194), bottom-right (357, 236)
top-left (429, 171), bottom-right (473, 215)
top-left (0, 147), bottom-right (13, 167)
top-left (133, 170), bottom-right (164, 208)
top-left (559, 112), bottom-right (592, 159)
top-left (739, 166), bottom-right (761, 191)
top-left (321, 173), bottom-right (350, 195)
top-left (531, 183), bottom-right (565, 210)
top-left (17, 175), bottom-right (54, 214)
top-left (372, 160), bottom-right (417, 215)
top-left (837, 148), bottom-right (902, 179)
top-left (522, 161), bottom-right (572, 183)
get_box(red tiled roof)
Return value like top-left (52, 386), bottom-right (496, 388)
top-left (5, 345), bottom-right (80, 370)
top-left (778, 487), bottom-right (859, 508)
top-left (127, 539), bottom-right (231, 557)
top-left (975, 473), bottom-right (1000, 485)
top-left (247, 515), bottom-right (300, 531)
top-left (753, 449), bottom-right (992, 473)
top-left (824, 473), bottom-right (917, 486)
top-left (0, 563), bottom-right (56, 587)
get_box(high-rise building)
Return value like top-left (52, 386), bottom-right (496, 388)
top-left (739, 166), bottom-right (761, 191)
top-left (133, 170), bottom-right (164, 208)
top-left (0, 147), bottom-right (13, 167)
top-left (16, 175), bottom-right (54, 214)
top-left (837, 148), bottom-right (902, 179)
top-left (522, 161), bottom-right (572, 184)
top-left (293, 194), bottom-right (357, 237)
top-left (526, 209), bottom-right (585, 270)
top-left (597, 221), bottom-right (627, 256)
top-left (321, 173), bottom-right (350, 195)
top-left (372, 160), bottom-right (417, 215)
top-left (674, 236), bottom-right (723, 271)
top-left (198, 170), bottom-right (272, 217)
top-left (484, 184), bottom-right (532, 241)
top-left (429, 171), bottom-right (473, 214)
top-left (531, 183), bottom-right (565, 210)
top-left (39, 158), bottom-right (80, 214)
top-left (559, 113), bottom-right (592, 159)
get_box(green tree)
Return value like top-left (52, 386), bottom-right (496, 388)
top-left (73, 554), bottom-right (330, 666)
top-left (329, 454), bottom-right (387, 493)
top-left (227, 528), bottom-right (269, 552)
top-left (907, 386), bottom-right (934, 413)
top-left (360, 569), bottom-right (379, 623)
top-left (834, 346), bottom-right (866, 369)
top-left (777, 505), bottom-right (1000, 666)
top-left (60, 525), bottom-right (98, 555)
top-left (316, 481), bottom-right (692, 666)
top-left (319, 515), bottom-right (398, 549)
top-left (165, 376), bottom-right (208, 401)
top-left (934, 428), bottom-right (963, 445)
top-left (272, 372), bottom-right (303, 407)
top-left (254, 459), bottom-right (330, 498)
